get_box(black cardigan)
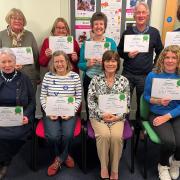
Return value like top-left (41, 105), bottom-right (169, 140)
top-left (0, 71), bottom-right (35, 139)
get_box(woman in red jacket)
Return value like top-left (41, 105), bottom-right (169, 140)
top-left (39, 17), bottom-right (80, 76)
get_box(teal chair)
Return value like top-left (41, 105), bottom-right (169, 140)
top-left (140, 95), bottom-right (161, 179)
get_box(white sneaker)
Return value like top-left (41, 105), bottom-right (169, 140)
top-left (169, 156), bottom-right (180, 180)
top-left (158, 163), bottom-right (171, 180)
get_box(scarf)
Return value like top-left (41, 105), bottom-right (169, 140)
top-left (7, 25), bottom-right (25, 47)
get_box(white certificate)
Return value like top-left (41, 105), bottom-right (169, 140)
top-left (98, 93), bottom-right (128, 114)
top-left (165, 32), bottom-right (180, 47)
top-left (45, 96), bottom-right (75, 116)
top-left (124, 34), bottom-right (150, 52)
top-left (0, 106), bottom-right (23, 127)
top-left (85, 41), bottom-right (111, 59)
top-left (151, 78), bottom-right (180, 100)
top-left (11, 47), bottom-right (34, 65)
top-left (49, 36), bottom-right (74, 54)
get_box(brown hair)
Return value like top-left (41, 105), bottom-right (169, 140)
top-left (90, 12), bottom-right (107, 30)
top-left (102, 50), bottom-right (120, 72)
top-left (5, 8), bottom-right (27, 26)
top-left (154, 45), bottom-right (180, 75)
top-left (48, 51), bottom-right (72, 74)
top-left (51, 17), bottom-right (70, 35)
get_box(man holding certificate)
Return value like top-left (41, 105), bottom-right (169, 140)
top-left (88, 50), bottom-right (130, 180)
top-left (0, 48), bottom-right (35, 179)
top-left (144, 45), bottom-right (180, 180)
top-left (40, 51), bottom-right (82, 176)
top-left (117, 2), bottom-right (163, 131)
top-left (78, 12), bottom-right (117, 121)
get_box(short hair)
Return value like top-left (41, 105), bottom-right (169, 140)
top-left (90, 12), bottom-right (107, 30)
top-left (134, 2), bottom-right (150, 15)
top-left (51, 17), bottom-right (70, 35)
top-left (102, 50), bottom-right (120, 72)
top-left (177, 5), bottom-right (180, 21)
top-left (0, 48), bottom-right (16, 62)
top-left (5, 8), bottom-right (27, 26)
top-left (48, 51), bottom-right (72, 74)
top-left (154, 45), bottom-right (180, 75)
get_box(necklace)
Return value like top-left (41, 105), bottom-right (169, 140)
top-left (1, 70), bottom-right (17, 82)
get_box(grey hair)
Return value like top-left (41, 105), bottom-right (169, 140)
top-left (0, 48), bottom-right (16, 61)
top-left (134, 1), bottom-right (150, 15)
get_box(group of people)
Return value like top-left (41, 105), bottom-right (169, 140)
top-left (0, 2), bottom-right (179, 180)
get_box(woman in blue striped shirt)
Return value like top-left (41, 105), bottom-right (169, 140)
top-left (40, 51), bottom-right (82, 176)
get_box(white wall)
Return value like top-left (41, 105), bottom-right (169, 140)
top-left (0, 0), bottom-right (70, 47)
top-left (150, 0), bottom-right (166, 34)
top-left (0, 0), bottom-right (166, 45)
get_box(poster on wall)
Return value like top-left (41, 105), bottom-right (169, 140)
top-left (75, 0), bottom-right (96, 46)
top-left (101, 0), bottom-right (122, 44)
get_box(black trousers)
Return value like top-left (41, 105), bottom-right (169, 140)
top-left (122, 71), bottom-right (146, 122)
top-left (0, 139), bottom-right (24, 165)
top-left (83, 74), bottom-right (92, 121)
top-left (149, 113), bottom-right (180, 166)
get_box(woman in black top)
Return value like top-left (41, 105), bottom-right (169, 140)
top-left (0, 48), bottom-right (35, 179)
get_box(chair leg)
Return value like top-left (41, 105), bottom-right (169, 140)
top-left (123, 140), bottom-right (127, 149)
top-left (82, 127), bottom-right (87, 174)
top-left (143, 134), bottom-right (148, 179)
top-left (135, 128), bottom-right (140, 155)
top-left (131, 132), bottom-right (135, 173)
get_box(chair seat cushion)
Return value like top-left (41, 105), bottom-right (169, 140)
top-left (142, 121), bottom-right (161, 144)
top-left (87, 120), bottom-right (133, 139)
top-left (36, 117), bottom-right (81, 138)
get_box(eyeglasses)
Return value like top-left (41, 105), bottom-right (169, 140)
top-left (135, 11), bottom-right (148, 16)
top-left (55, 26), bottom-right (67, 31)
top-left (11, 16), bottom-right (23, 21)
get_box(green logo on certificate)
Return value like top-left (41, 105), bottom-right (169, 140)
top-left (68, 96), bottom-right (74, 103)
top-left (15, 106), bottom-right (22, 114)
top-left (177, 80), bottom-right (180, 87)
top-left (119, 93), bottom-right (125, 101)
top-left (143, 35), bottom-right (149, 41)
top-left (104, 42), bottom-right (110, 49)
top-left (26, 47), bottom-right (32, 54)
top-left (67, 36), bottom-right (72, 43)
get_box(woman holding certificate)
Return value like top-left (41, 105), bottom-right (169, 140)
top-left (39, 17), bottom-right (80, 76)
top-left (144, 45), bottom-right (180, 180)
top-left (88, 50), bottom-right (130, 180)
top-left (78, 12), bottom-right (117, 121)
top-left (0, 48), bottom-right (35, 179)
top-left (40, 51), bottom-right (82, 176)
top-left (0, 8), bottom-right (39, 92)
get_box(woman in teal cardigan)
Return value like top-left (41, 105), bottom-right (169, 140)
top-left (78, 12), bottom-right (117, 121)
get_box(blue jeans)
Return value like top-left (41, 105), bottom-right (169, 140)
top-left (43, 116), bottom-right (76, 162)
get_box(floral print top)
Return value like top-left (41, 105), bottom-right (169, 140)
top-left (88, 73), bottom-right (130, 124)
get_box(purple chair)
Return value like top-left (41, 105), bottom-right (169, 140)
top-left (83, 119), bottom-right (134, 173)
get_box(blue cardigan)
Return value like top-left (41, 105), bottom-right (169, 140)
top-left (144, 71), bottom-right (180, 118)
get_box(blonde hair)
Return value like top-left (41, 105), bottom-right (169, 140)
top-left (154, 45), bottom-right (180, 75)
top-left (48, 51), bottom-right (72, 74)
top-left (5, 8), bottom-right (27, 26)
top-left (51, 17), bottom-right (70, 35)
